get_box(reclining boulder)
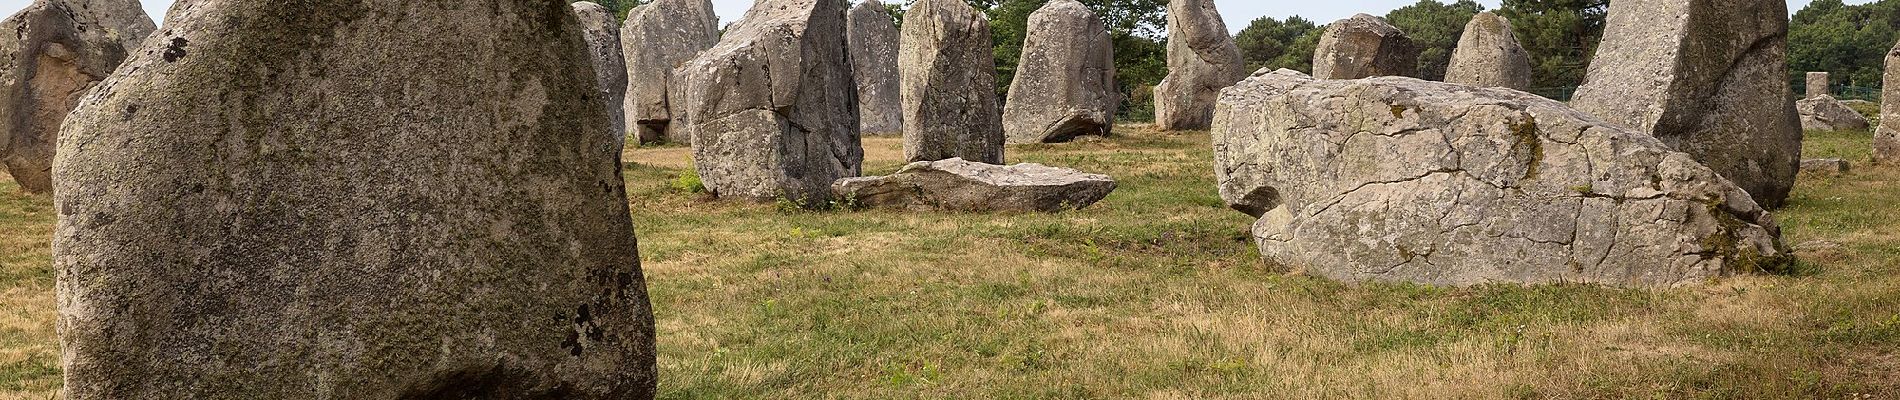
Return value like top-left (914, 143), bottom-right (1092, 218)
top-left (1213, 69), bottom-right (1790, 287)
top-left (834, 158), bottom-right (1115, 212)
top-left (1796, 95), bottom-right (1871, 132)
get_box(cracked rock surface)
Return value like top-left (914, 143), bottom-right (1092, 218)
top-left (621, 0), bottom-right (718, 144)
top-left (900, 0), bottom-right (1003, 163)
top-left (573, 1), bottom-right (628, 148)
top-left (1153, 0), bottom-right (1243, 131)
top-left (53, 0), bottom-right (653, 398)
top-left (1213, 69), bottom-right (1790, 287)
top-left (848, 0), bottom-right (902, 136)
top-left (1003, 0), bottom-right (1118, 144)
top-left (0, 0), bottom-right (153, 194)
top-left (674, 0), bottom-right (862, 203)
top-left (834, 158), bottom-right (1115, 212)
top-left (1571, 0), bottom-right (1801, 209)
top-left (1312, 14), bottom-right (1417, 80)
top-left (1797, 95), bottom-right (1870, 132)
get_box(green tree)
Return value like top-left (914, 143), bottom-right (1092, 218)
top-left (1788, 0), bottom-right (1900, 95)
top-left (1385, 0), bottom-right (1485, 80)
top-left (1234, 16), bottom-right (1320, 73)
top-left (1495, 0), bottom-right (1608, 91)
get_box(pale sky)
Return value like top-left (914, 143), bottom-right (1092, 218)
top-left (0, 0), bottom-right (1880, 35)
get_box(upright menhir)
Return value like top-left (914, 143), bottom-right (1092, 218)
top-left (53, 0), bottom-right (655, 398)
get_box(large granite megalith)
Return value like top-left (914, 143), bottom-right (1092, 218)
top-left (622, 0), bottom-right (719, 144)
top-left (1153, 0), bottom-right (1244, 131)
top-left (1570, 0), bottom-right (1801, 209)
top-left (574, 1), bottom-right (628, 147)
top-left (901, 0), bottom-right (1003, 163)
top-left (1312, 14), bottom-right (1417, 80)
top-left (1443, 11), bottom-right (1531, 90)
top-left (1214, 70), bottom-right (1789, 287)
top-left (674, 0), bottom-right (862, 203)
top-left (848, 0), bottom-right (902, 136)
top-left (0, 0), bottom-right (152, 194)
top-left (1002, 0), bottom-right (1118, 144)
top-left (53, 1), bottom-right (655, 398)
top-left (1879, 40), bottom-right (1900, 164)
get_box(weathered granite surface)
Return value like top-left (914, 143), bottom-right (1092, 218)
top-left (1214, 69), bottom-right (1790, 287)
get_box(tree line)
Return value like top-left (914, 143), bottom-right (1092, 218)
top-left (593, 0), bottom-right (1896, 121)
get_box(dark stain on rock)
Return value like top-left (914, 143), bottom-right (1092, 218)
top-left (161, 37), bottom-right (188, 62)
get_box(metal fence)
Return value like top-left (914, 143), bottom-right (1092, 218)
top-left (1793, 79), bottom-right (1882, 102)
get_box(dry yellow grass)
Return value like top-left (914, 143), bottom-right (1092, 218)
top-left (0, 126), bottom-right (1894, 398)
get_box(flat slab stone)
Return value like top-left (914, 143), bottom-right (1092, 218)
top-left (1214, 69), bottom-right (1790, 288)
top-left (1797, 95), bottom-right (1871, 132)
top-left (1800, 158), bottom-right (1851, 176)
top-left (834, 158), bottom-right (1116, 212)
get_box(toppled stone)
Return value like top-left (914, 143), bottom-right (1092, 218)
top-left (1800, 158), bottom-right (1851, 176)
top-left (52, 1), bottom-right (654, 398)
top-left (1153, 0), bottom-right (1244, 131)
top-left (573, 1), bottom-right (628, 147)
top-left (1002, 0), bottom-right (1118, 144)
top-left (622, 0), bottom-right (719, 144)
top-left (1443, 11), bottom-right (1531, 91)
top-left (673, 0), bottom-right (861, 203)
top-left (833, 158), bottom-right (1116, 212)
top-left (1312, 14), bottom-right (1418, 80)
top-left (848, 0), bottom-right (902, 136)
top-left (1571, 0), bottom-right (1802, 209)
top-left (1806, 71), bottom-right (1829, 99)
top-left (1797, 95), bottom-right (1871, 132)
top-left (1880, 40), bottom-right (1900, 164)
top-left (0, 0), bottom-right (153, 194)
top-left (901, 0), bottom-right (1003, 163)
top-left (1213, 69), bottom-right (1789, 287)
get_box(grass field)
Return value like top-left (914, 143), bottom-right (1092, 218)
top-left (0, 126), bottom-right (1895, 398)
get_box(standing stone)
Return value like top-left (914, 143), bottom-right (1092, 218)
top-left (1002, 0), bottom-right (1118, 144)
top-left (622, 0), bottom-right (718, 144)
top-left (574, 1), bottom-right (628, 148)
top-left (53, 1), bottom-right (654, 398)
top-left (1443, 11), bottom-right (1531, 91)
top-left (1806, 71), bottom-right (1829, 99)
top-left (1312, 14), bottom-right (1418, 80)
top-left (674, 0), bottom-right (862, 203)
top-left (1213, 70), bottom-right (1789, 287)
top-left (1570, 0), bottom-right (1801, 209)
top-left (0, 0), bottom-right (153, 194)
top-left (901, 0), bottom-right (1003, 163)
top-left (1878, 40), bottom-right (1900, 164)
top-left (848, 0), bottom-right (902, 136)
top-left (1152, 0), bottom-right (1244, 131)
